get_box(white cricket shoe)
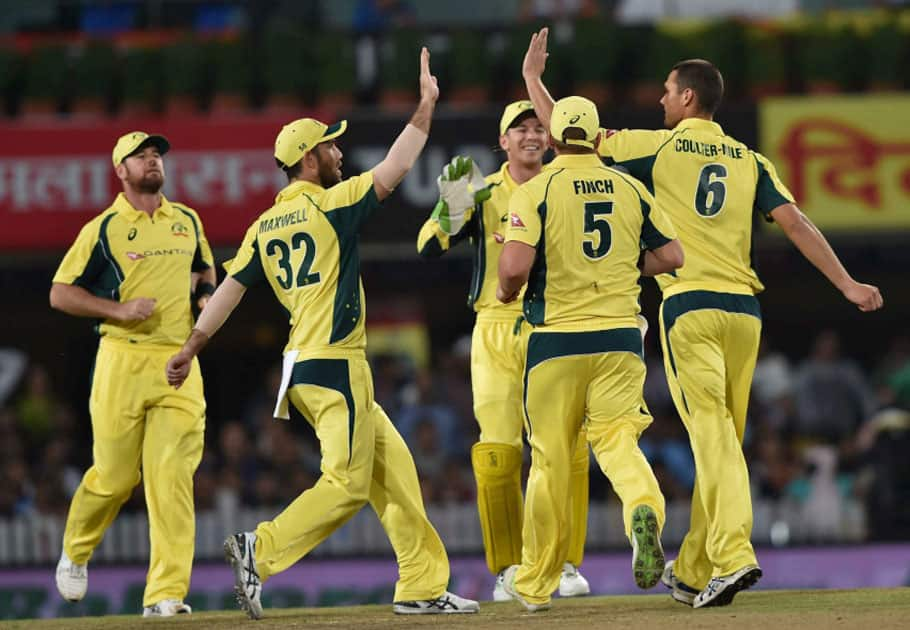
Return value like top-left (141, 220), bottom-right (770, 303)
top-left (630, 505), bottom-right (665, 589)
top-left (142, 599), bottom-right (192, 617)
top-left (693, 565), bottom-right (762, 609)
top-left (661, 559), bottom-right (699, 606)
top-left (55, 550), bottom-right (87, 602)
top-left (224, 532), bottom-right (263, 619)
top-left (493, 569), bottom-right (514, 601)
top-left (558, 563), bottom-right (590, 597)
top-left (393, 591), bottom-right (479, 614)
top-left (502, 564), bottom-right (550, 612)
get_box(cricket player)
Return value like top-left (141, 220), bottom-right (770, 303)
top-left (523, 28), bottom-right (883, 608)
top-left (416, 101), bottom-right (592, 600)
top-left (165, 48), bottom-right (479, 619)
top-left (496, 95), bottom-right (685, 611)
top-left (51, 131), bottom-right (216, 617)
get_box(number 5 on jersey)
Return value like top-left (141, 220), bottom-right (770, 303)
top-left (583, 201), bottom-right (613, 260)
top-left (266, 232), bottom-right (321, 290)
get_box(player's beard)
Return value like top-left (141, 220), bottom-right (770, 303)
top-left (315, 151), bottom-right (342, 188)
top-left (125, 164), bottom-right (165, 194)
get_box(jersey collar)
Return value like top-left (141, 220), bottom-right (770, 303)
top-left (673, 117), bottom-right (724, 135)
top-left (549, 153), bottom-right (605, 169)
top-left (113, 192), bottom-right (175, 222)
top-left (276, 179), bottom-right (323, 203)
top-left (500, 161), bottom-right (518, 192)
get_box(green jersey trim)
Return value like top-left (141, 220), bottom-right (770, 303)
top-left (522, 169), bottom-right (563, 325)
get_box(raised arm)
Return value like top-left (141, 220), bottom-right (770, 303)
top-left (770, 203), bottom-right (882, 312)
top-left (522, 27), bottom-right (555, 131)
top-left (372, 47), bottom-right (440, 200)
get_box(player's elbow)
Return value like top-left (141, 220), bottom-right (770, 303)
top-left (498, 258), bottom-right (528, 288)
top-left (651, 240), bottom-right (684, 274)
top-left (49, 283), bottom-right (65, 311)
top-left (664, 240), bottom-right (685, 270)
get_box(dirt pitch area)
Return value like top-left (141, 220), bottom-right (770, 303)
top-left (2, 588), bottom-right (908, 630)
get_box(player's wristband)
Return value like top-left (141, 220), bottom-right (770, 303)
top-left (195, 282), bottom-right (216, 300)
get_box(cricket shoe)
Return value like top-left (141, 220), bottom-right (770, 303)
top-left (558, 563), bottom-right (590, 597)
top-left (493, 569), bottom-right (513, 601)
top-left (661, 559), bottom-right (699, 606)
top-left (224, 532), bottom-right (263, 619)
top-left (393, 591), bottom-right (479, 614)
top-left (693, 565), bottom-right (762, 609)
top-left (501, 564), bottom-right (550, 612)
top-left (630, 505), bottom-right (665, 589)
top-left (143, 599), bottom-right (192, 617)
top-left (55, 550), bottom-right (87, 602)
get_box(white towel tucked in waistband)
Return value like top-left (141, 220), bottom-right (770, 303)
top-left (273, 350), bottom-right (300, 420)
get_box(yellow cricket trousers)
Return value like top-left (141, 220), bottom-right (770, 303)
top-left (253, 355), bottom-right (449, 602)
top-left (515, 328), bottom-right (665, 605)
top-left (659, 290), bottom-right (762, 588)
top-left (63, 336), bottom-right (205, 607)
top-left (470, 312), bottom-right (589, 575)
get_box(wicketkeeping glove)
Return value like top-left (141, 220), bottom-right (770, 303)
top-left (432, 156), bottom-right (492, 235)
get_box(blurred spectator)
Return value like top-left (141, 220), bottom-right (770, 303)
top-left (800, 444), bottom-right (846, 541)
top-left (0, 348), bottom-right (26, 405)
top-left (435, 458), bottom-right (475, 504)
top-left (519, 0), bottom-right (605, 20)
top-left (640, 410), bottom-right (695, 492)
top-left (752, 337), bottom-right (794, 407)
top-left (411, 419), bottom-right (446, 482)
top-left (352, 0), bottom-right (415, 33)
top-left (750, 427), bottom-right (801, 500)
top-left (16, 364), bottom-right (58, 454)
top-left (397, 369), bottom-right (462, 458)
top-left (852, 406), bottom-right (910, 541)
top-left (793, 330), bottom-right (875, 445)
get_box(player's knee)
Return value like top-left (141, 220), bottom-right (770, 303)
top-left (327, 469), bottom-right (371, 505)
top-left (93, 468), bottom-right (141, 499)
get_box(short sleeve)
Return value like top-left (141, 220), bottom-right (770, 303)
top-left (53, 217), bottom-right (104, 285)
top-left (598, 129), bottom-right (670, 193)
top-left (504, 186), bottom-right (542, 248)
top-left (227, 222), bottom-right (266, 287)
top-left (753, 152), bottom-right (795, 220)
top-left (322, 171), bottom-right (383, 235)
top-left (174, 204), bottom-right (215, 272)
top-left (640, 193), bottom-right (677, 250)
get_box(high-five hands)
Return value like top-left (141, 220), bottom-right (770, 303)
top-left (522, 27), bottom-right (549, 81)
top-left (419, 46), bottom-right (439, 104)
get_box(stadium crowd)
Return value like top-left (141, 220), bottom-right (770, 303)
top-left (2, 326), bottom-right (907, 542)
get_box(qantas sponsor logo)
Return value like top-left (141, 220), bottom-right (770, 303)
top-left (510, 213), bottom-right (526, 228)
top-left (125, 248), bottom-right (193, 260)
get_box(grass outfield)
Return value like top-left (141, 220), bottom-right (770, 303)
top-left (2, 589), bottom-right (907, 630)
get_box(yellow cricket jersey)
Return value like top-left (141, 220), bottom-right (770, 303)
top-left (227, 172), bottom-right (381, 356)
top-left (417, 161), bottom-right (524, 318)
top-left (598, 118), bottom-right (794, 298)
top-left (505, 153), bottom-right (676, 331)
top-left (53, 193), bottom-right (214, 345)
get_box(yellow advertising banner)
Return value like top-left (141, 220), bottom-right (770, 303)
top-left (760, 94), bottom-right (910, 230)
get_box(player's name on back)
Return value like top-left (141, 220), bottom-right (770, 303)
top-left (675, 138), bottom-right (743, 159)
top-left (573, 179), bottom-right (615, 195)
top-left (259, 208), bottom-right (310, 234)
